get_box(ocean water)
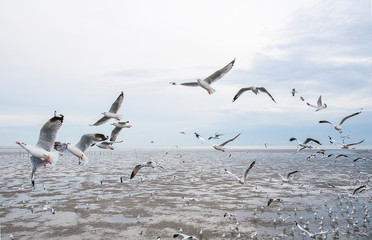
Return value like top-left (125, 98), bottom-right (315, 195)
top-left (0, 149), bottom-right (371, 239)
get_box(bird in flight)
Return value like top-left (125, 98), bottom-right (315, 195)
top-left (289, 137), bottom-right (321, 153)
top-left (319, 111), bottom-right (361, 133)
top-left (213, 133), bottom-right (241, 152)
top-left (179, 58), bottom-right (235, 95)
top-left (91, 92), bottom-right (124, 126)
top-left (306, 95), bottom-right (327, 111)
top-left (224, 160), bottom-right (256, 184)
top-left (232, 86), bottom-right (276, 103)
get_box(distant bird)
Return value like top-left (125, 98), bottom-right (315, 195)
top-left (277, 171), bottom-right (299, 184)
top-left (179, 131), bottom-right (186, 134)
top-left (289, 137), bottom-right (321, 152)
top-left (232, 86), bottom-right (276, 103)
top-left (169, 82), bottom-right (177, 85)
top-left (306, 95), bottom-right (327, 111)
top-left (294, 221), bottom-right (329, 238)
top-left (43, 205), bottom-right (55, 214)
top-left (180, 58), bottom-right (235, 95)
top-left (291, 88), bottom-right (298, 97)
top-left (341, 139), bottom-right (364, 149)
top-left (91, 92), bottom-right (124, 126)
top-left (54, 133), bottom-right (108, 165)
top-left (16, 112), bottom-right (64, 187)
top-left (194, 132), bottom-right (207, 142)
top-left (353, 157), bottom-right (369, 162)
top-left (267, 198), bottom-right (284, 207)
top-left (213, 133), bottom-right (241, 152)
top-left (306, 149), bottom-right (325, 161)
top-left (335, 154), bottom-right (348, 159)
top-left (353, 185), bottom-right (366, 195)
top-left (224, 160), bottom-right (256, 184)
top-left (300, 96), bottom-right (305, 101)
top-left (130, 161), bottom-right (164, 179)
top-left (319, 111), bottom-right (361, 133)
top-left (208, 133), bottom-right (223, 140)
top-left (173, 233), bottom-right (200, 240)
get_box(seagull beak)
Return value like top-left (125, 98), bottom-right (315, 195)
top-left (16, 141), bottom-right (21, 145)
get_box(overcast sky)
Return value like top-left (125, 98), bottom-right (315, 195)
top-left (0, 0), bottom-right (371, 148)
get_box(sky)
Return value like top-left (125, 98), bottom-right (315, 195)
top-left (0, 0), bottom-right (371, 149)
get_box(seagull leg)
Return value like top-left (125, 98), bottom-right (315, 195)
top-left (43, 160), bottom-right (46, 168)
top-left (47, 156), bottom-right (52, 165)
top-left (116, 117), bottom-right (120, 121)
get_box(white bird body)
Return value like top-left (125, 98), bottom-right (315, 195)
top-left (16, 142), bottom-right (59, 165)
top-left (319, 111), bottom-right (361, 133)
top-left (306, 95), bottom-right (327, 111)
top-left (197, 79), bottom-right (216, 94)
top-left (95, 142), bottom-right (115, 150)
top-left (102, 111), bottom-right (121, 120)
top-left (111, 121), bottom-right (131, 128)
top-left (66, 144), bottom-right (87, 163)
top-left (290, 137), bottom-right (321, 152)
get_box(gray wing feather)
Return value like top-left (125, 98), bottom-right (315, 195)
top-left (339, 111), bottom-right (361, 125)
top-left (257, 87), bottom-right (276, 103)
top-left (232, 87), bottom-right (252, 102)
top-left (319, 120), bottom-right (333, 125)
top-left (108, 91), bottom-right (124, 113)
top-left (303, 138), bottom-right (321, 145)
top-left (76, 133), bottom-right (108, 152)
top-left (180, 82), bottom-right (199, 87)
top-left (204, 58), bottom-right (235, 84)
top-left (91, 116), bottom-right (110, 126)
top-left (317, 95), bottom-right (322, 107)
top-left (130, 164), bottom-right (143, 179)
top-left (243, 160), bottom-right (256, 180)
top-left (110, 127), bottom-right (123, 142)
top-left (347, 139), bottom-right (364, 146)
top-left (219, 133), bottom-right (241, 147)
top-left (36, 114), bottom-right (64, 151)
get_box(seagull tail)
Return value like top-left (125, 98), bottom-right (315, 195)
top-left (209, 87), bottom-right (216, 94)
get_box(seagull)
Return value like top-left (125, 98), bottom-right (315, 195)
top-left (319, 111), bottom-right (361, 133)
top-left (300, 96), bottom-right (305, 101)
top-left (43, 205), bottom-right (55, 214)
top-left (194, 132), bottom-right (207, 142)
top-left (232, 86), bottom-right (276, 103)
top-left (173, 233), bottom-right (200, 240)
top-left (180, 58), bottom-right (235, 95)
top-left (95, 121), bottom-right (131, 150)
top-left (353, 157), bottom-right (369, 162)
top-left (277, 171), bottom-right (299, 184)
top-left (16, 112), bottom-right (64, 187)
top-left (341, 139), bottom-right (364, 149)
top-left (179, 131), bottom-right (186, 134)
top-left (208, 133), bottom-right (223, 140)
top-left (130, 161), bottom-right (164, 179)
top-left (291, 88), bottom-right (298, 97)
top-left (306, 95), bottom-right (327, 111)
top-left (169, 82), bottom-right (177, 85)
top-left (54, 133), bottom-right (108, 165)
top-left (294, 221), bottom-right (329, 238)
top-left (335, 154), bottom-right (348, 159)
top-left (213, 133), bottom-right (241, 152)
top-left (289, 137), bottom-right (321, 152)
top-left (91, 91), bottom-right (124, 126)
top-left (224, 160), bottom-right (256, 184)
top-left (267, 198), bottom-right (285, 207)
top-left (353, 185), bottom-right (366, 195)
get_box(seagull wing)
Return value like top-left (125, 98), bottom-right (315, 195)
top-left (339, 111), bottom-right (361, 125)
top-left (204, 58), bottom-right (235, 84)
top-left (257, 87), bottom-right (276, 103)
top-left (346, 139), bottom-right (364, 147)
top-left (295, 221), bottom-right (312, 236)
top-left (130, 164), bottom-right (144, 179)
top-left (75, 133), bottom-right (108, 152)
top-left (224, 169), bottom-right (241, 182)
top-left (232, 87), bottom-right (252, 102)
top-left (319, 120), bottom-right (333, 125)
top-left (36, 114), bottom-right (64, 151)
top-left (317, 95), bottom-right (322, 108)
top-left (110, 127), bottom-right (123, 142)
top-left (303, 138), bottom-right (321, 145)
top-left (289, 137), bottom-right (299, 143)
top-left (91, 116), bottom-right (110, 126)
top-left (219, 133), bottom-right (241, 147)
top-left (267, 198), bottom-right (274, 206)
top-left (243, 160), bottom-right (256, 180)
top-left (180, 82), bottom-right (199, 87)
top-left (287, 170), bottom-right (299, 179)
top-left (353, 185), bottom-right (366, 195)
top-left (194, 132), bottom-right (207, 142)
top-left (306, 102), bottom-right (317, 108)
top-left (108, 91), bottom-right (124, 113)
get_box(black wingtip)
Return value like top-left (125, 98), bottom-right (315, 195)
top-left (120, 177), bottom-right (123, 183)
top-left (31, 180), bottom-right (35, 187)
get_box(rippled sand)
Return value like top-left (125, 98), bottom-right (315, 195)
top-left (0, 149), bottom-right (371, 239)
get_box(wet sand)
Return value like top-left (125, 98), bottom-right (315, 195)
top-left (0, 149), bottom-right (371, 239)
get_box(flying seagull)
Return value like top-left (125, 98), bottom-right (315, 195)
top-left (267, 198), bottom-right (284, 207)
top-left (16, 112), bottom-right (64, 187)
top-left (173, 233), bottom-right (200, 240)
top-left (43, 205), bottom-right (55, 214)
top-left (54, 133), bottom-right (108, 165)
top-left (95, 121), bottom-right (131, 150)
top-left (353, 185), bottom-right (366, 195)
top-left (208, 133), bottom-right (223, 140)
top-left (224, 160), bottom-right (256, 184)
top-left (291, 88), bottom-right (298, 97)
top-left (194, 132), bottom-right (207, 142)
top-left (306, 95), bottom-right (327, 111)
top-left (213, 133), bottom-right (241, 151)
top-left (232, 86), bottom-right (276, 103)
top-left (130, 161), bottom-right (164, 179)
top-left (289, 137), bottom-right (321, 153)
top-left (294, 221), bottom-right (329, 238)
top-left (319, 111), bottom-right (361, 133)
top-left (277, 171), bottom-right (299, 184)
top-left (341, 139), bottom-right (364, 149)
top-left (180, 59), bottom-right (235, 95)
top-left (91, 92), bottom-right (124, 126)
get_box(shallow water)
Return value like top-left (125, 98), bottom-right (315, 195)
top-left (0, 149), bottom-right (371, 239)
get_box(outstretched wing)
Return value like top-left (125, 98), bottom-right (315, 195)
top-left (316, 95), bottom-right (322, 108)
top-left (346, 139), bottom-right (364, 147)
top-left (243, 160), bottom-right (256, 180)
top-left (204, 58), bottom-right (235, 84)
top-left (180, 82), bottom-right (199, 87)
top-left (257, 87), bottom-right (276, 103)
top-left (232, 87), bottom-right (252, 102)
top-left (91, 116), bottom-right (110, 126)
top-left (319, 120), bottom-right (333, 125)
top-left (36, 114), bottom-right (64, 151)
top-left (287, 170), bottom-right (299, 179)
top-left (303, 138), bottom-right (321, 145)
top-left (108, 91), bottom-right (124, 113)
top-left (194, 132), bottom-right (207, 142)
top-left (306, 102), bottom-right (317, 108)
top-left (339, 111), bottom-right (361, 125)
top-left (219, 133), bottom-right (241, 147)
top-left (130, 164), bottom-right (144, 179)
top-left (224, 169), bottom-right (241, 182)
top-left (110, 127), bottom-right (123, 142)
top-left (76, 133), bottom-right (108, 152)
